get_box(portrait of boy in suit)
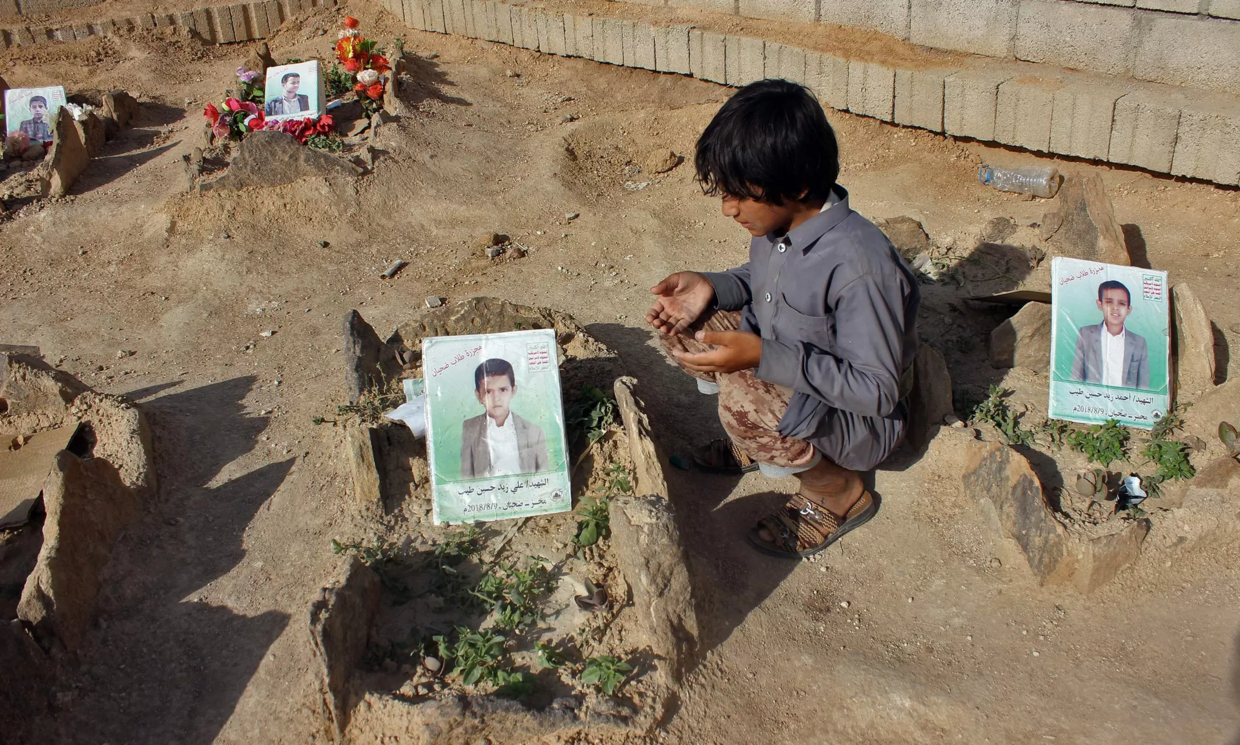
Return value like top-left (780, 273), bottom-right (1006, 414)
top-left (264, 72), bottom-right (310, 117)
top-left (1071, 279), bottom-right (1150, 390)
top-left (460, 358), bottom-right (549, 478)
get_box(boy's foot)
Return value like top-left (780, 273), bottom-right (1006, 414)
top-left (692, 438), bottom-right (758, 474)
top-left (747, 491), bottom-right (879, 558)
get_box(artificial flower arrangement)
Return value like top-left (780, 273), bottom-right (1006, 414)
top-left (204, 65), bottom-right (335, 145)
top-left (335, 16), bottom-right (391, 116)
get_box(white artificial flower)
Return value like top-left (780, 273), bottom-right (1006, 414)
top-left (356, 69), bottom-right (380, 86)
top-left (338, 28), bottom-right (360, 39)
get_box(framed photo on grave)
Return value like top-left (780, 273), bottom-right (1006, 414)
top-left (262, 61), bottom-right (325, 122)
top-left (4, 86), bottom-right (67, 142)
top-left (1048, 257), bottom-right (1170, 429)
top-left (422, 329), bottom-right (571, 524)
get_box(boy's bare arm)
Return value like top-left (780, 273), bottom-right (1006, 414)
top-left (672, 329), bottom-right (762, 373)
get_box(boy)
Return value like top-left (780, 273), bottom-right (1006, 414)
top-left (460, 358), bottom-right (549, 478)
top-left (264, 72), bottom-right (309, 116)
top-left (647, 79), bottom-right (920, 558)
top-left (1070, 280), bottom-right (1149, 389)
top-left (19, 96), bottom-right (51, 142)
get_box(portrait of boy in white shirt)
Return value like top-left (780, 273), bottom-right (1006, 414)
top-left (460, 358), bottom-right (550, 478)
top-left (1070, 280), bottom-right (1150, 390)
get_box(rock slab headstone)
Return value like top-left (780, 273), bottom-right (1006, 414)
top-left (1171, 282), bottom-right (1216, 399)
top-left (308, 556), bottom-right (380, 736)
top-left (44, 113), bottom-right (89, 198)
top-left (1039, 173), bottom-right (1129, 266)
top-left (198, 130), bottom-right (364, 192)
top-left (990, 301), bottom-right (1052, 372)
top-left (906, 343), bottom-right (953, 450)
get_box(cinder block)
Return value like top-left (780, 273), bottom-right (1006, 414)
top-left (771, 43), bottom-right (805, 84)
top-left (13, 26), bottom-right (34, 45)
top-left (724, 36), bottom-right (764, 86)
top-left (943, 69), bottom-right (1012, 140)
top-left (739, 0), bottom-right (816, 23)
top-left (231, 4), bottom-right (252, 40)
top-left (691, 29), bottom-right (727, 84)
top-left (1108, 89), bottom-right (1182, 172)
top-left (177, 11), bottom-right (196, 31)
top-left (26, 26), bottom-right (49, 43)
top-left (548, 11), bottom-right (569, 56)
top-left (137, 13), bottom-right (156, 30)
top-left (1015, 0), bottom-right (1137, 76)
top-left (520, 5), bottom-right (540, 50)
top-left (819, 0), bottom-right (911, 40)
top-left (465, 0), bottom-right (481, 36)
top-left (1170, 101), bottom-right (1240, 185)
top-left (535, 10), bottom-right (552, 50)
top-left (563, 13), bottom-right (584, 55)
top-left (894, 68), bottom-right (948, 132)
top-left (847, 60), bottom-right (895, 121)
top-left (96, 19), bottom-right (116, 36)
top-left (993, 78), bottom-right (1058, 152)
top-left (1136, 0), bottom-right (1197, 12)
top-left (443, 0), bottom-right (465, 36)
top-left (494, 3), bottom-right (513, 44)
top-left (654, 24), bottom-right (691, 74)
top-left (483, 1), bottom-right (503, 41)
top-left (1211, 0), bottom-right (1240, 20)
top-left (211, 7), bottom-right (235, 42)
top-left (910, 0), bottom-right (1018, 58)
top-left (265, 0), bottom-right (282, 31)
top-left (596, 17), bottom-right (624, 64)
top-left (72, 24), bottom-right (90, 39)
top-left (154, 14), bottom-right (176, 28)
top-left (508, 5), bottom-right (525, 47)
top-left (405, 0), bottom-right (427, 31)
top-left (1049, 83), bottom-right (1127, 160)
top-left (624, 20), bottom-right (654, 69)
top-left (1075, 0), bottom-right (1135, 5)
top-left (571, 13), bottom-right (592, 57)
top-left (250, 3), bottom-right (271, 36)
top-left (425, 0), bottom-right (447, 33)
top-left (668, 0), bottom-right (735, 14)
top-left (1133, 14), bottom-right (1240, 94)
top-left (804, 51), bottom-right (849, 110)
top-left (52, 26), bottom-right (72, 42)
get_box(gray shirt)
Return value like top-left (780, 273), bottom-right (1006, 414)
top-left (702, 186), bottom-right (920, 442)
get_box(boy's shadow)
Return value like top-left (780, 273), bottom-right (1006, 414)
top-left (588, 323), bottom-right (799, 658)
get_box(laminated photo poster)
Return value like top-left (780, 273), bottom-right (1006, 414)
top-left (422, 329), bottom-right (571, 523)
top-left (1048, 257), bottom-right (1170, 429)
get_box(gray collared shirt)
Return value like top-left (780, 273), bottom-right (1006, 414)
top-left (703, 185), bottom-right (920, 440)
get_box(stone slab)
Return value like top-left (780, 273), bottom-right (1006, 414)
top-left (1015, 0), bottom-right (1138, 77)
top-left (596, 17), bottom-right (624, 64)
top-left (994, 77), bottom-right (1058, 152)
top-left (990, 301), bottom-right (1051, 371)
top-left (739, 0), bottom-right (816, 22)
top-left (692, 29), bottom-right (727, 84)
top-left (626, 20), bottom-right (656, 70)
top-left (654, 24), bottom-right (691, 74)
top-left (1133, 13), bottom-right (1240, 94)
top-left (910, 0), bottom-right (1019, 58)
top-left (211, 5), bottom-right (236, 43)
top-left (1049, 82), bottom-right (1128, 161)
top-left (1108, 89), bottom-right (1182, 172)
top-left (230, 3), bottom-right (251, 40)
top-left (894, 68), bottom-right (948, 132)
top-left (1170, 100), bottom-right (1240, 185)
top-left (567, 13), bottom-right (590, 58)
top-left (943, 69), bottom-right (1012, 141)
top-left (1211, 0), bottom-right (1240, 19)
top-left (819, 0), bottom-right (911, 40)
top-left (847, 60), bottom-right (895, 121)
top-left (725, 35), bottom-right (764, 87)
top-left (805, 51), bottom-right (849, 110)
top-left (1170, 282), bottom-right (1218, 398)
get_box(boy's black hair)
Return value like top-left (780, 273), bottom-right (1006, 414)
top-left (281, 72), bottom-right (300, 84)
top-left (1097, 280), bottom-right (1131, 304)
top-left (474, 358), bottom-right (516, 391)
top-left (694, 78), bottom-right (839, 205)
top-left (29, 95), bottom-right (47, 107)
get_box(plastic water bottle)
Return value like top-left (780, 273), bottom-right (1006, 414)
top-left (978, 165), bottom-right (1061, 198)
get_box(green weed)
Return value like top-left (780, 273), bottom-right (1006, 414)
top-left (1040, 420), bottom-right (1070, 450)
top-left (472, 558), bottom-right (552, 632)
top-left (581, 655), bottom-right (632, 696)
top-left (1068, 420), bottom-right (1130, 467)
top-left (970, 386), bottom-right (1034, 447)
top-left (567, 385), bottom-right (617, 449)
top-left (536, 641), bottom-right (565, 669)
top-left (307, 133), bottom-right (344, 153)
top-left (325, 61), bottom-right (354, 99)
top-left (574, 497), bottom-right (610, 547)
top-left (434, 627), bottom-right (506, 687)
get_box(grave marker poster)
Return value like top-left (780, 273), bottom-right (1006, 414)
top-left (1048, 257), bottom-right (1170, 429)
top-left (262, 61), bottom-right (325, 121)
top-left (4, 86), bottom-right (67, 142)
top-left (423, 329), bottom-right (571, 524)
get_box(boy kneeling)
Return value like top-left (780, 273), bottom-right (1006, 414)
top-left (647, 80), bottom-right (920, 558)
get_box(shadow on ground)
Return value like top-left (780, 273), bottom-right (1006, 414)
top-left (28, 377), bottom-right (293, 745)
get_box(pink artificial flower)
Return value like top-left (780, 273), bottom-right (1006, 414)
top-left (238, 101), bottom-right (258, 115)
top-left (212, 120), bottom-right (231, 139)
top-left (225, 97), bottom-right (243, 112)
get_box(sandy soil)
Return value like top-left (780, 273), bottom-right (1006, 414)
top-left (3, 3), bottom-right (1240, 743)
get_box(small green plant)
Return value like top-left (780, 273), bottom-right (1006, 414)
top-left (435, 627), bottom-right (507, 686)
top-left (284, 57), bottom-right (304, 64)
top-left (331, 537), bottom-right (395, 566)
top-left (307, 133), bottom-right (344, 152)
top-left (574, 496), bottom-right (610, 547)
top-left (434, 526), bottom-right (483, 566)
top-left (392, 34), bottom-right (406, 55)
top-left (567, 385), bottom-right (617, 449)
top-left (493, 669), bottom-right (535, 699)
top-left (325, 61), bottom-right (354, 99)
top-left (970, 386), bottom-right (1034, 447)
top-left (1068, 420), bottom-right (1130, 467)
top-left (1040, 420), bottom-right (1070, 450)
top-left (472, 558), bottom-right (551, 632)
top-left (536, 641), bottom-right (565, 669)
top-left (581, 656), bottom-right (632, 696)
top-left (1141, 439), bottom-right (1195, 483)
top-left (1150, 402), bottom-right (1189, 441)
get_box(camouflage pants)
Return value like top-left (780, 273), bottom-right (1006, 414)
top-left (658, 309), bottom-right (815, 469)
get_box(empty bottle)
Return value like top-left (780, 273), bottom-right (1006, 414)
top-left (978, 165), bottom-right (1061, 199)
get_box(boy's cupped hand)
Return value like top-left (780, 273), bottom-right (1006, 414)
top-left (673, 330), bottom-right (762, 373)
top-left (647, 272), bottom-right (715, 335)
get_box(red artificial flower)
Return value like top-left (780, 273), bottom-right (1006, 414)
top-left (370, 55), bottom-right (390, 74)
top-left (366, 83), bottom-right (385, 100)
top-left (204, 102), bottom-right (220, 124)
top-left (238, 101), bottom-right (258, 116)
top-left (315, 114), bottom-right (334, 133)
top-left (245, 111), bottom-right (266, 130)
top-left (344, 58), bottom-right (362, 73)
top-left (344, 16), bottom-right (360, 28)
top-left (225, 97), bottom-right (242, 112)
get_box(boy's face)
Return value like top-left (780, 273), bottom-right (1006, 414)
top-left (283, 76), bottom-right (301, 96)
top-left (476, 374), bottom-right (515, 424)
top-left (29, 101), bottom-right (46, 120)
top-left (1097, 288), bottom-right (1131, 333)
top-left (720, 194), bottom-right (802, 237)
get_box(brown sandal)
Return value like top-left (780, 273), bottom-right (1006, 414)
top-left (747, 491), bottom-right (879, 558)
top-left (692, 438), bottom-right (759, 474)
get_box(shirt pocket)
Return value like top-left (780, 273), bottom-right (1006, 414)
top-left (776, 293), bottom-right (836, 343)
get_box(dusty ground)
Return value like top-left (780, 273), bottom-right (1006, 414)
top-left (3, 2), bottom-right (1240, 743)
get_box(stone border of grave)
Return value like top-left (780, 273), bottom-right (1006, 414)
top-left (316, 299), bottom-right (698, 740)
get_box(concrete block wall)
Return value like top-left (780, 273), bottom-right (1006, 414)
top-left (603, 0), bottom-right (1240, 97)
top-left (380, 0), bottom-right (1239, 185)
top-left (0, 0), bottom-right (336, 46)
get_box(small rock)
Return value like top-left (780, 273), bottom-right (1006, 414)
top-left (875, 216), bottom-right (930, 257)
top-left (425, 296), bottom-right (443, 309)
top-left (645, 150), bottom-right (682, 174)
top-left (221, 231), bottom-right (231, 239)
top-left (260, 330), bottom-right (275, 338)
top-left (980, 216), bottom-right (1017, 243)
top-left (475, 232), bottom-right (507, 249)
top-left (486, 246), bottom-right (504, 259)
top-left (423, 656), bottom-right (443, 673)
top-left (115, 350), bottom-right (134, 359)
top-left (565, 212), bottom-right (580, 221)
top-left (910, 252), bottom-right (933, 273)
top-left (561, 114), bottom-right (578, 123)
top-left (318, 240), bottom-right (329, 248)
top-left (21, 143), bottom-right (45, 161)
top-left (944, 414), bottom-right (964, 428)
top-left (990, 302), bottom-right (1052, 372)
top-left (1171, 283), bottom-right (1216, 398)
top-left (988, 557), bottom-right (1002, 568)
top-left (839, 600), bottom-right (850, 609)
top-left (504, 69), bottom-right (519, 78)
